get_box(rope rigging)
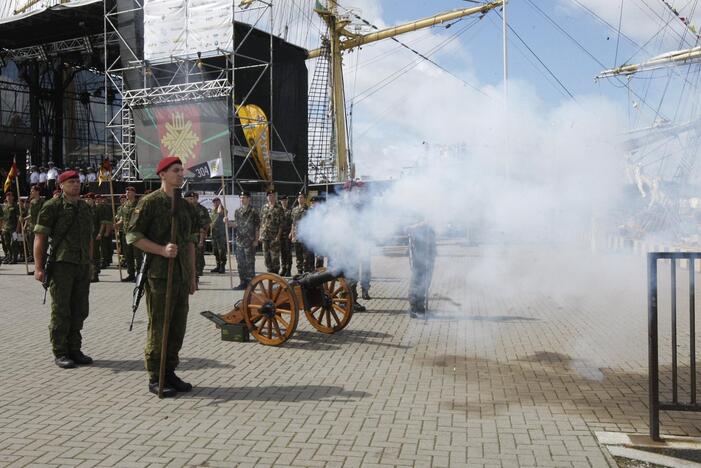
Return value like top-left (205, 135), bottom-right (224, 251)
top-left (342, 8), bottom-right (487, 100)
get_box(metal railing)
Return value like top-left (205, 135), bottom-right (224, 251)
top-left (648, 252), bottom-right (701, 440)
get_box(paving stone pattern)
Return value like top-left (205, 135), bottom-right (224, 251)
top-left (1, 242), bottom-right (700, 467)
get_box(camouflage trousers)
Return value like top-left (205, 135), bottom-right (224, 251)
top-left (212, 234), bottom-right (227, 265)
top-left (100, 233), bottom-right (112, 266)
top-left (1, 230), bottom-right (18, 260)
top-left (235, 242), bottom-right (256, 283)
top-left (280, 237), bottom-right (292, 272)
top-left (294, 242), bottom-right (314, 274)
top-left (49, 262), bottom-right (91, 356)
top-left (124, 242), bottom-right (143, 277)
top-left (92, 237), bottom-right (101, 279)
top-left (196, 243), bottom-right (205, 276)
top-left (262, 238), bottom-right (280, 274)
top-left (144, 276), bottom-right (189, 380)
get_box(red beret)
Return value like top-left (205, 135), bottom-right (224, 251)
top-left (58, 170), bottom-right (79, 183)
top-left (156, 156), bottom-right (182, 174)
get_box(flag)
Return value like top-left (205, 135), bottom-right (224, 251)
top-left (208, 157), bottom-right (223, 178)
top-left (3, 158), bottom-right (17, 193)
top-left (98, 159), bottom-right (112, 186)
top-left (187, 157), bottom-right (223, 179)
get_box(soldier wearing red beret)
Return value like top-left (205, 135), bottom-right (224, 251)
top-left (33, 170), bottom-right (95, 368)
top-left (126, 156), bottom-right (198, 397)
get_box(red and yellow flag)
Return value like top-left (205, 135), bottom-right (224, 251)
top-left (3, 158), bottom-right (17, 193)
top-left (98, 159), bottom-right (112, 186)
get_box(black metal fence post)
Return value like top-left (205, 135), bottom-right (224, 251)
top-left (648, 252), bottom-right (660, 441)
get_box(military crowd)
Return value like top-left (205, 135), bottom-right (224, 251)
top-left (1, 156), bottom-right (437, 398)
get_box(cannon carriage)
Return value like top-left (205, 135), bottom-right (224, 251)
top-left (202, 269), bottom-right (354, 346)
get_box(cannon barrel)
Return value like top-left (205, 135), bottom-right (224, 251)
top-left (294, 270), bottom-right (344, 289)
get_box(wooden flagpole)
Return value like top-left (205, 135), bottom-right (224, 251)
top-left (104, 162), bottom-right (123, 281)
top-left (217, 153), bottom-right (234, 289)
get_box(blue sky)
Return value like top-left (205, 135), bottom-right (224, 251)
top-left (306, 0), bottom-right (701, 177)
top-left (366, 1), bottom-right (688, 109)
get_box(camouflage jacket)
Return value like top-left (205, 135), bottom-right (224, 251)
top-left (28, 198), bottom-right (44, 228)
top-left (234, 205), bottom-right (259, 246)
top-left (280, 207), bottom-right (293, 236)
top-left (1, 202), bottom-right (19, 233)
top-left (96, 203), bottom-right (113, 227)
top-left (259, 202), bottom-right (284, 240)
top-left (194, 203), bottom-right (211, 233)
top-left (116, 199), bottom-right (138, 228)
top-left (210, 207), bottom-right (227, 238)
top-left (34, 195), bottom-right (93, 265)
top-left (126, 189), bottom-right (198, 281)
top-left (290, 204), bottom-right (309, 233)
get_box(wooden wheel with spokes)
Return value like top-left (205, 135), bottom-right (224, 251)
top-left (242, 273), bottom-right (299, 346)
top-left (304, 276), bottom-right (353, 334)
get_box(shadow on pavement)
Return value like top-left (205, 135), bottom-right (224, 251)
top-left (426, 313), bottom-right (539, 322)
top-left (184, 384), bottom-right (370, 403)
top-left (91, 356), bottom-right (234, 373)
top-left (282, 329), bottom-right (410, 351)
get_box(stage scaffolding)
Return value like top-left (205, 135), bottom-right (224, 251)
top-left (105, 0), bottom-right (304, 190)
top-left (0, 32), bottom-right (120, 168)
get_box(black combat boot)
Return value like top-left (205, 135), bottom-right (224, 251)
top-left (69, 350), bottom-right (93, 365)
top-left (362, 288), bottom-right (371, 300)
top-left (166, 370), bottom-right (193, 392)
top-left (148, 380), bottom-right (177, 398)
top-left (54, 355), bottom-right (76, 369)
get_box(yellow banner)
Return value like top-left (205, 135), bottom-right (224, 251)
top-left (235, 104), bottom-right (271, 182)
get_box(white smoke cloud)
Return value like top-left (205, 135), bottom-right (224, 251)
top-left (298, 85), bottom-right (629, 278)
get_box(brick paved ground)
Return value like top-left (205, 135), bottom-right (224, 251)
top-left (1, 242), bottom-right (700, 467)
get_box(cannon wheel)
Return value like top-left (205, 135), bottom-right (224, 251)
top-left (305, 276), bottom-right (353, 334)
top-left (243, 273), bottom-right (299, 346)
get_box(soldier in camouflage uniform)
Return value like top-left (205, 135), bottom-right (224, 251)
top-left (25, 185), bottom-right (44, 262)
top-left (209, 197), bottom-right (227, 273)
top-left (95, 195), bottom-right (113, 269)
top-left (115, 186), bottom-right (141, 281)
top-left (127, 157), bottom-right (198, 398)
top-left (33, 171), bottom-right (94, 369)
top-left (279, 195), bottom-right (294, 276)
top-left (259, 189), bottom-right (284, 274)
top-left (1, 191), bottom-right (20, 264)
top-left (290, 192), bottom-right (314, 274)
top-left (184, 191), bottom-right (210, 277)
top-left (234, 191), bottom-right (259, 289)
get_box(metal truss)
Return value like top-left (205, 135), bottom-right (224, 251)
top-left (1, 33), bottom-right (118, 63)
top-left (121, 79), bottom-right (232, 106)
top-left (105, 0), bottom-right (304, 189)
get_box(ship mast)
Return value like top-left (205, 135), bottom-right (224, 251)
top-left (597, 45), bottom-right (701, 78)
top-left (310, 0), bottom-right (504, 182)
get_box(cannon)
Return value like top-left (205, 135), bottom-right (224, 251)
top-left (202, 269), bottom-right (354, 346)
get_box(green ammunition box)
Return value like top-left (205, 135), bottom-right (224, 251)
top-left (220, 322), bottom-right (249, 342)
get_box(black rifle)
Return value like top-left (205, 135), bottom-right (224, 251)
top-left (130, 254), bottom-right (150, 331)
top-left (41, 243), bottom-right (54, 304)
